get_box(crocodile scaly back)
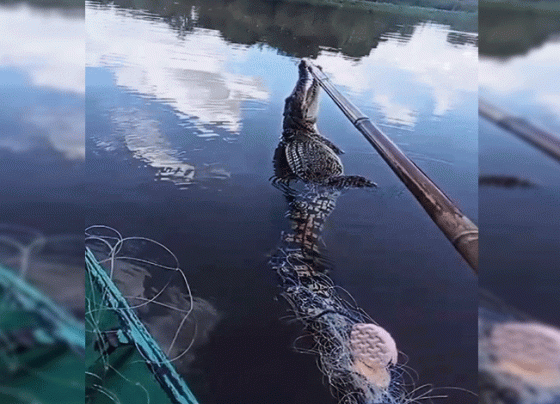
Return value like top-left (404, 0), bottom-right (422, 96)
top-left (277, 60), bottom-right (376, 189)
top-left (285, 134), bottom-right (343, 182)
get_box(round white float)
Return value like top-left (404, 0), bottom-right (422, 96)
top-left (350, 323), bottom-right (398, 390)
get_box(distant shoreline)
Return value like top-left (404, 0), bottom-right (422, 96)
top-left (1, 0), bottom-right (479, 32)
top-left (282, 0), bottom-right (478, 31)
top-left (0, 0), bottom-right (84, 16)
top-left (481, 0), bottom-right (560, 13)
top-left (284, 0), bottom-right (478, 14)
top-left (2, 0), bottom-right (478, 13)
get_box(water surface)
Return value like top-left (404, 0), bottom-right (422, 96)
top-left (479, 5), bottom-right (560, 326)
top-left (86, 1), bottom-right (478, 402)
top-left (0, 3), bottom-right (85, 404)
top-left (0, 3), bottom-right (84, 234)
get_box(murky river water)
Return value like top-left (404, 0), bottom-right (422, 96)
top-left (84, 0), bottom-right (479, 402)
top-left (0, 2), bottom-right (85, 316)
top-left (479, 7), bottom-right (560, 327)
top-left (0, 4), bottom-right (84, 234)
top-left (0, 4), bottom-right (85, 404)
top-left (4, 1), bottom-right (560, 403)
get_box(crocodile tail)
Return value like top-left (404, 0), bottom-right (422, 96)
top-left (326, 175), bottom-right (377, 189)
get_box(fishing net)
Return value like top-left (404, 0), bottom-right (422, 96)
top-left (479, 290), bottom-right (560, 404)
top-left (0, 224), bottom-right (84, 404)
top-left (269, 185), bottom-right (421, 404)
top-left (267, 57), bottom-right (457, 403)
top-left (85, 225), bottom-right (220, 404)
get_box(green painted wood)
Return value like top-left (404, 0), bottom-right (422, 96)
top-left (0, 263), bottom-right (84, 354)
top-left (85, 248), bottom-right (199, 404)
top-left (0, 265), bottom-right (84, 404)
top-left (0, 342), bottom-right (84, 404)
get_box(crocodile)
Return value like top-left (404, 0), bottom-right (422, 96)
top-left (272, 60), bottom-right (376, 189)
top-left (478, 175), bottom-right (537, 189)
top-left (268, 65), bottom-right (401, 399)
top-left (269, 175), bottom-right (401, 403)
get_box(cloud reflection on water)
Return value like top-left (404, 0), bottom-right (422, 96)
top-left (108, 107), bottom-right (231, 187)
top-left (87, 3), bottom-right (269, 135)
top-left (479, 38), bottom-right (560, 132)
top-left (0, 4), bottom-right (84, 160)
top-left (316, 23), bottom-right (477, 128)
top-left (0, 4), bottom-right (84, 94)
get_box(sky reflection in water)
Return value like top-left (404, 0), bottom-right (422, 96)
top-left (479, 12), bottom-right (560, 326)
top-left (0, 3), bottom-right (85, 319)
top-left (0, 4), bottom-right (84, 161)
top-left (0, 5), bottom-right (85, 403)
top-left (480, 38), bottom-right (560, 134)
top-left (86, 2), bottom-right (478, 403)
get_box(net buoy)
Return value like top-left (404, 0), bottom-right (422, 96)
top-left (350, 323), bottom-right (398, 390)
top-left (491, 322), bottom-right (560, 388)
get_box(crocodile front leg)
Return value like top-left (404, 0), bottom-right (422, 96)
top-left (271, 141), bottom-right (297, 185)
top-left (326, 175), bottom-right (377, 188)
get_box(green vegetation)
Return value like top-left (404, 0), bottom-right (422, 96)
top-left (3, 0), bottom-right (477, 13)
top-left (0, 263), bottom-right (84, 404)
top-left (482, 0), bottom-right (560, 13)
top-left (0, 0), bottom-right (83, 8)
top-left (288, 0), bottom-right (477, 13)
top-left (0, 0), bottom-right (84, 16)
top-left (480, 1), bottom-right (560, 57)
top-left (85, 251), bottom-right (182, 404)
top-left (90, 0), bottom-right (476, 61)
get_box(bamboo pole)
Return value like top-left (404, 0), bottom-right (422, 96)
top-left (306, 60), bottom-right (478, 273)
top-left (479, 99), bottom-right (560, 163)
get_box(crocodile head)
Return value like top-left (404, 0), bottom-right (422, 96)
top-left (283, 59), bottom-right (321, 133)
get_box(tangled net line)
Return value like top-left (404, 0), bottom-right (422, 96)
top-left (0, 224), bottom-right (83, 308)
top-left (479, 291), bottom-right (560, 404)
top-left (85, 225), bottom-right (199, 403)
top-left (269, 186), bottom-right (445, 404)
top-left (271, 247), bottom-right (407, 404)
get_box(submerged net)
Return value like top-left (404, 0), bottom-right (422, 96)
top-left (270, 185), bottom-right (414, 404)
top-left (0, 224), bottom-right (84, 404)
top-left (85, 225), bottom-right (220, 404)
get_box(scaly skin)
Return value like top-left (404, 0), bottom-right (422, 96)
top-left (273, 60), bottom-right (376, 189)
